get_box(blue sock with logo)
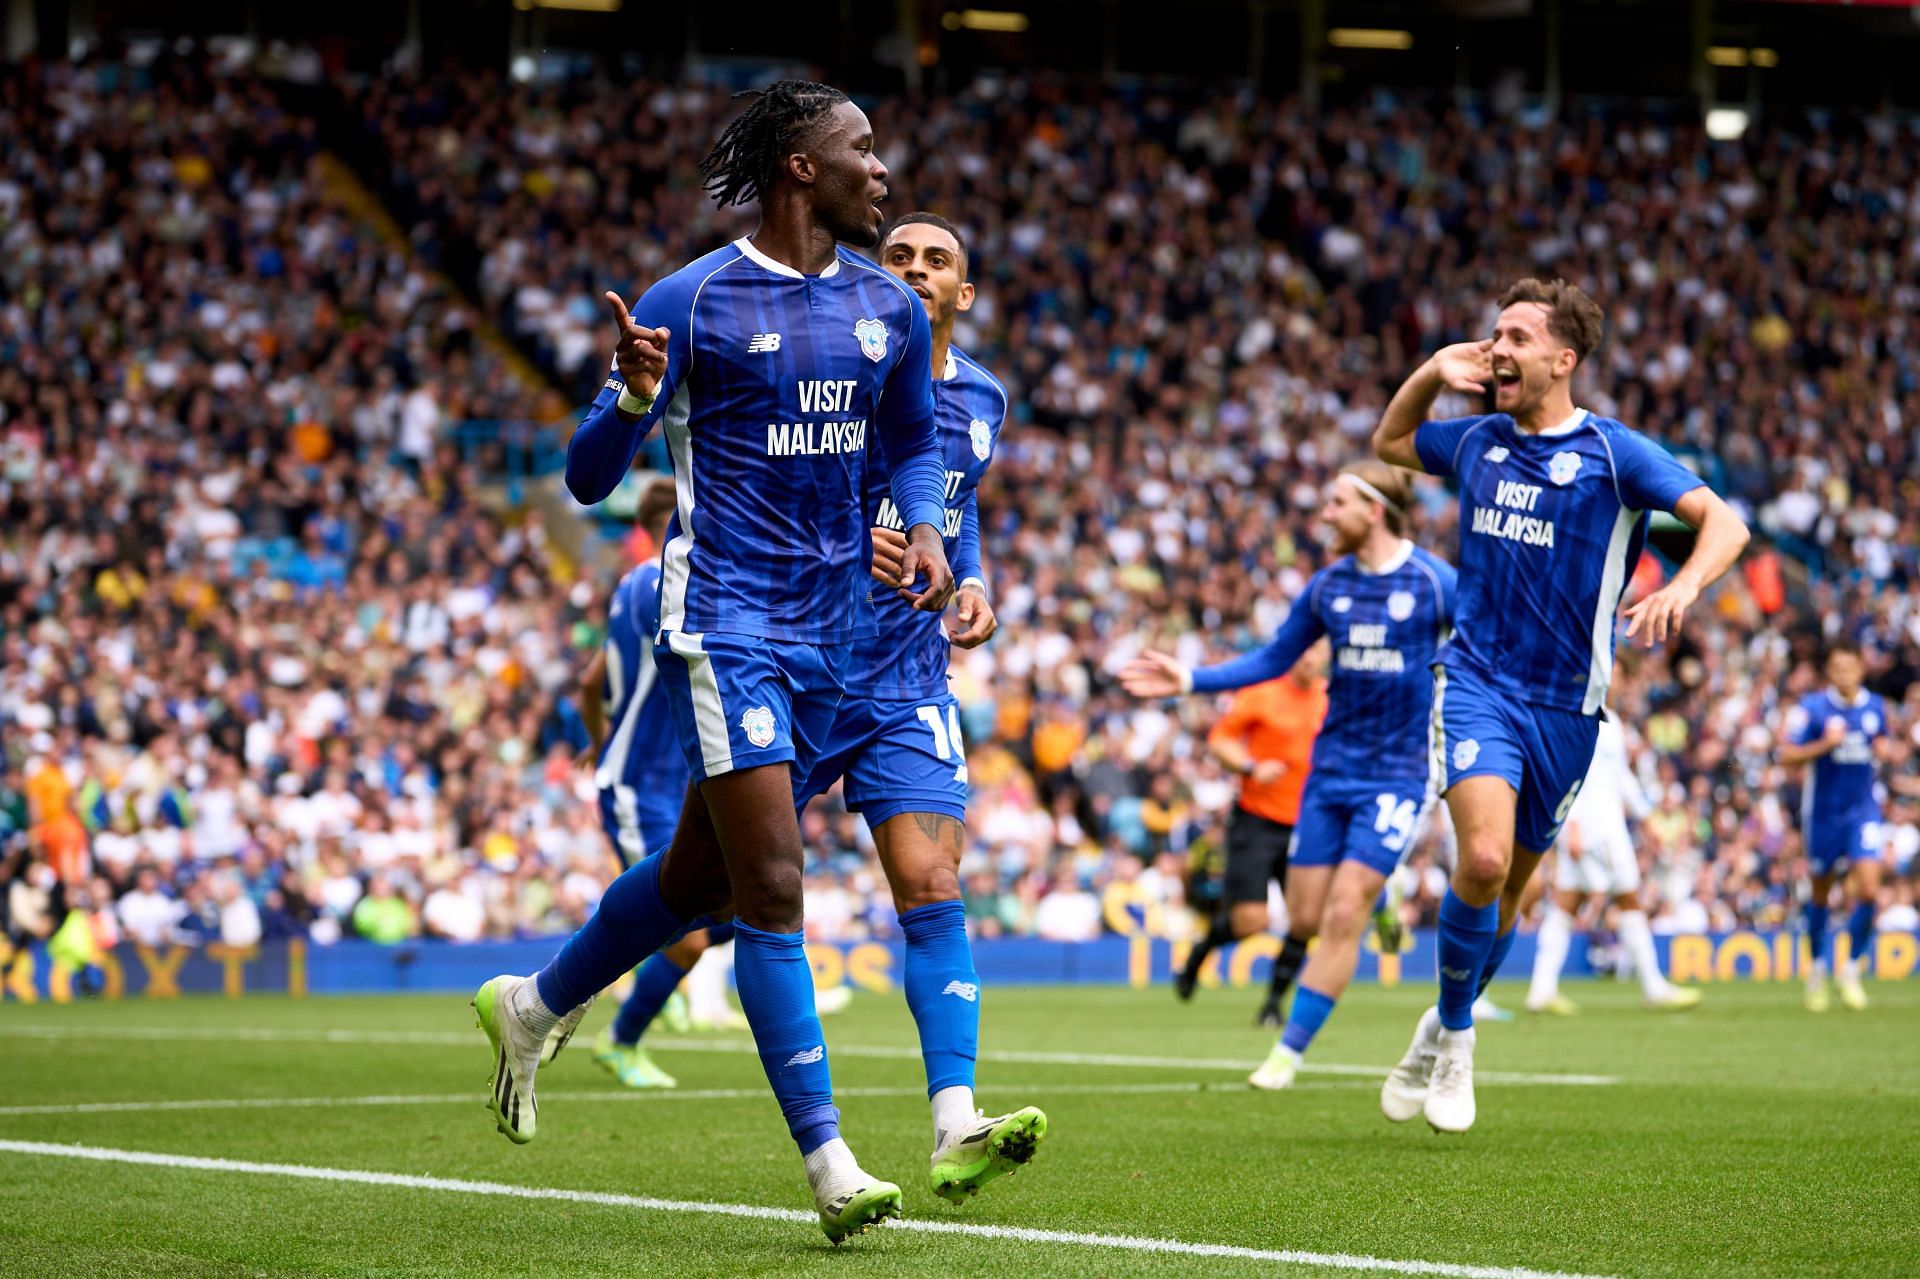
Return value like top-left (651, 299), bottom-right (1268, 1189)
top-left (1805, 900), bottom-right (1831, 966)
top-left (732, 920), bottom-right (839, 1154)
top-left (1477, 923), bottom-right (1520, 998)
top-left (611, 952), bottom-right (686, 1047)
top-left (899, 899), bottom-right (979, 1096)
top-left (1436, 889), bottom-right (1499, 1032)
top-left (1280, 983), bottom-right (1336, 1055)
top-left (535, 851), bottom-right (683, 1015)
top-left (1845, 902), bottom-right (1874, 969)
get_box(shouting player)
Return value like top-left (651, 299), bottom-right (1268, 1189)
top-left (1523, 709), bottom-right (1702, 1014)
top-left (1122, 462), bottom-right (1454, 1090)
top-left (1373, 278), bottom-right (1749, 1134)
top-left (471, 81), bottom-right (953, 1242)
top-left (572, 477), bottom-right (735, 1089)
top-left (1780, 640), bottom-right (1893, 1012)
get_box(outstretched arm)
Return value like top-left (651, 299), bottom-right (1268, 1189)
top-left (1119, 597), bottom-right (1325, 698)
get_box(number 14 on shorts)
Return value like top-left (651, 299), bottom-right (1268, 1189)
top-left (1374, 794), bottom-right (1418, 853)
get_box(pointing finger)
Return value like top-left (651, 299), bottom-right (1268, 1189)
top-left (603, 291), bottom-right (637, 334)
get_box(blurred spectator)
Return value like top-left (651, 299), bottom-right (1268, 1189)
top-left (352, 873), bottom-right (417, 944)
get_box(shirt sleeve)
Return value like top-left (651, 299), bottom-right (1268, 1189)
top-left (1413, 415), bottom-right (1486, 479)
top-left (1206, 689), bottom-right (1259, 751)
top-left (564, 276), bottom-right (693, 506)
top-left (1191, 579), bottom-right (1328, 693)
top-left (873, 297), bottom-right (945, 533)
top-left (1613, 429), bottom-right (1708, 514)
top-left (952, 492), bottom-right (983, 587)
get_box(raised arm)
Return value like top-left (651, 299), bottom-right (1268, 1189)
top-left (1374, 340), bottom-right (1494, 472)
top-left (566, 288), bottom-right (681, 506)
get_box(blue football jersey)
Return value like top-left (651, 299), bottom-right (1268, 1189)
top-left (566, 237), bottom-right (948, 645)
top-left (594, 563), bottom-right (688, 801)
top-left (1786, 688), bottom-right (1888, 827)
top-left (1192, 543), bottom-right (1455, 783)
top-left (846, 345), bottom-right (1006, 698)
top-left (1414, 410), bottom-right (1704, 716)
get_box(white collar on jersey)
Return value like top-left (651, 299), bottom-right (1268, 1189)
top-left (1825, 685), bottom-right (1870, 709)
top-left (941, 348), bottom-right (959, 381)
top-left (733, 236), bottom-right (842, 280)
top-left (1356, 538), bottom-right (1415, 575)
top-left (1530, 406), bottom-right (1589, 437)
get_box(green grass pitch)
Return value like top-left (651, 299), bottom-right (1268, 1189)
top-left (1, 980), bottom-right (1915, 1278)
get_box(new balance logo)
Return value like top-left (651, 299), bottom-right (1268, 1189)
top-left (1440, 966), bottom-right (1472, 982)
top-left (1483, 446), bottom-right (1510, 464)
top-left (747, 333), bottom-right (782, 353)
top-left (785, 1045), bottom-right (824, 1067)
top-left (942, 981), bottom-right (979, 1002)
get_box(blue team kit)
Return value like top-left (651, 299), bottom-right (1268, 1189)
top-left (1192, 541), bottom-right (1455, 876)
top-left (593, 562), bottom-right (686, 864)
top-left (796, 346), bottom-right (1006, 823)
top-left (1787, 688), bottom-right (1889, 874)
top-left (1415, 409), bottom-right (1705, 851)
top-left (567, 236), bottom-right (947, 785)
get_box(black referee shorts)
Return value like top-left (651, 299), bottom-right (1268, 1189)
top-left (1222, 804), bottom-right (1293, 906)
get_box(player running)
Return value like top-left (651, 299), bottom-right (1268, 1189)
top-left (1121, 462), bottom-right (1454, 1091)
top-left (1523, 710), bottom-right (1703, 1014)
top-left (571, 477), bottom-right (735, 1090)
top-left (599, 212), bottom-right (1050, 1203)
top-left (1373, 278), bottom-right (1749, 1134)
top-left (470, 81), bottom-right (953, 1242)
top-left (1780, 640), bottom-right (1893, 1012)
top-left (802, 212), bottom-right (1046, 1202)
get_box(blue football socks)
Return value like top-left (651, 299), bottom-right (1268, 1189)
top-left (732, 920), bottom-right (840, 1154)
top-left (1280, 984), bottom-right (1336, 1055)
top-left (535, 852), bottom-right (684, 1016)
top-left (1805, 900), bottom-right (1831, 966)
top-left (611, 951), bottom-right (687, 1047)
top-left (899, 899), bottom-right (980, 1096)
top-left (1844, 901), bottom-right (1873, 969)
top-left (1437, 888), bottom-right (1499, 1031)
top-left (1477, 922), bottom-right (1520, 998)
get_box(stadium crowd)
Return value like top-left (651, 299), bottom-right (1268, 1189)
top-left (5, 52), bottom-right (1920, 970)
top-left (0, 53), bottom-right (613, 960)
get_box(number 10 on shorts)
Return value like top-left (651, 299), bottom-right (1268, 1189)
top-left (917, 703), bottom-right (969, 782)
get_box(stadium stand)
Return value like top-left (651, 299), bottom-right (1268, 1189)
top-left (3, 50), bottom-right (1918, 958)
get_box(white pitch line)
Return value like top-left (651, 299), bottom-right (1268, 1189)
top-left (0, 1080), bottom-right (1379, 1119)
top-left (0, 1138), bottom-right (1621, 1279)
top-left (0, 1024), bottom-right (1617, 1086)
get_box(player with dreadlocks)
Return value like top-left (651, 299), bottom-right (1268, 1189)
top-left (469, 81), bottom-right (953, 1243)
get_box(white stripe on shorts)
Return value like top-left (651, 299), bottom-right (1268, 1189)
top-left (665, 631), bottom-right (733, 776)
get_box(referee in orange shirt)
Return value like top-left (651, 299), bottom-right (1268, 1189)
top-left (1175, 639), bottom-right (1329, 1025)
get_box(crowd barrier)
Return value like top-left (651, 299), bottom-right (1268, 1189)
top-left (3, 929), bottom-right (1915, 1002)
